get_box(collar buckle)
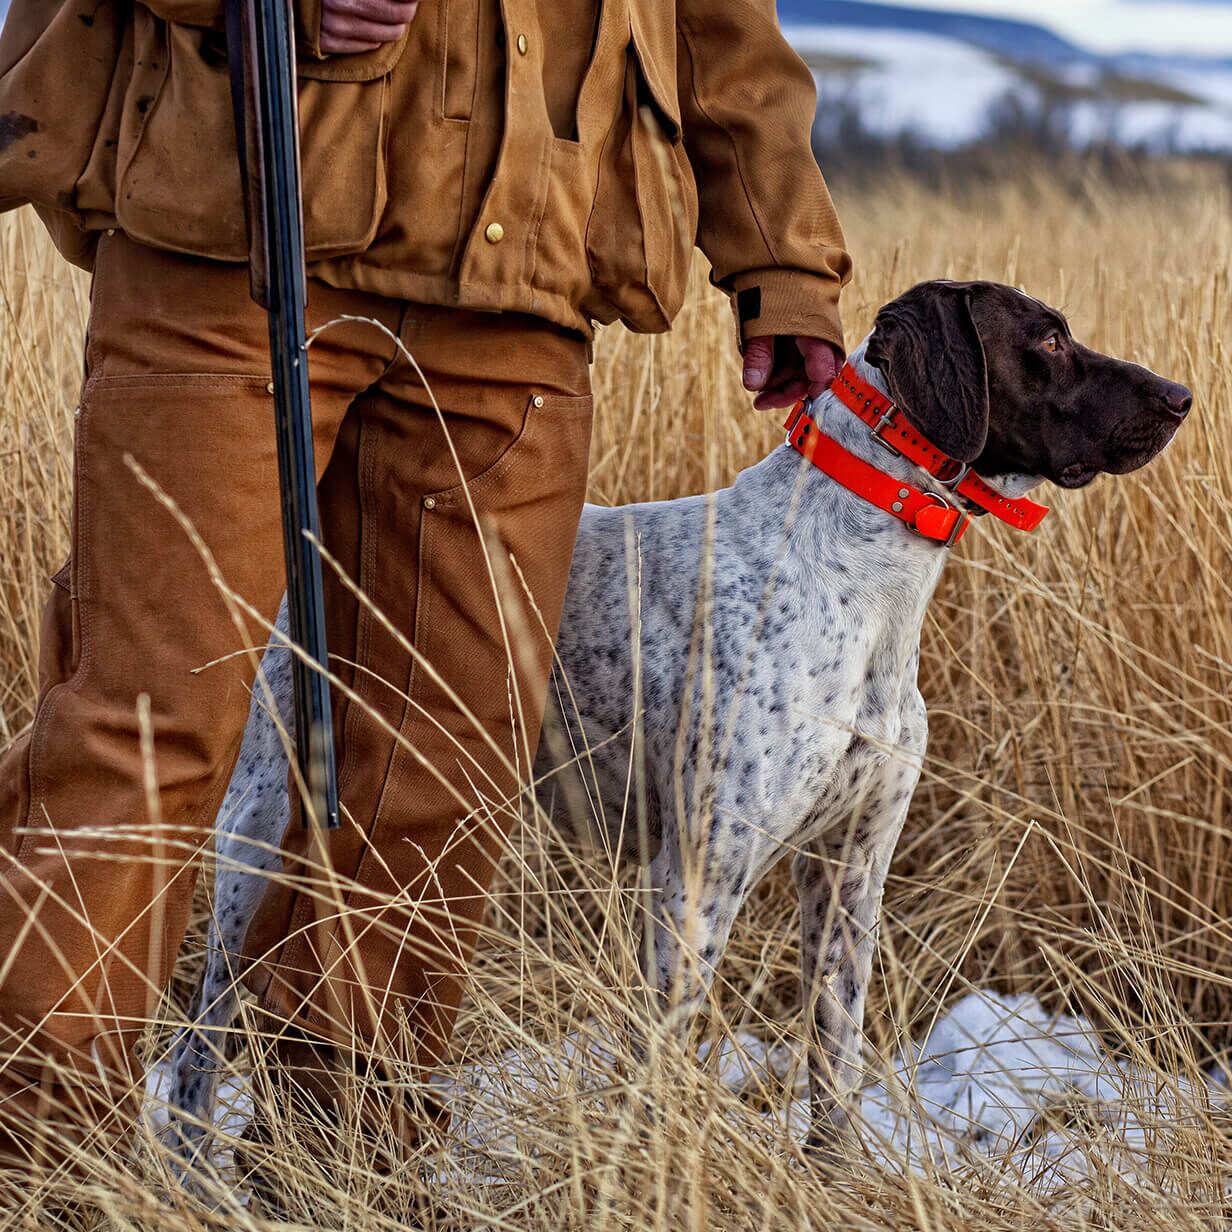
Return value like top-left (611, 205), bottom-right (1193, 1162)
top-left (783, 399), bottom-right (810, 437)
top-left (869, 405), bottom-right (902, 457)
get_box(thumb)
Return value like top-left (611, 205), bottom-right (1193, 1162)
top-left (742, 336), bottom-right (775, 391)
top-left (798, 337), bottom-right (844, 394)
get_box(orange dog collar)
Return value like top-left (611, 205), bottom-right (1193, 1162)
top-left (784, 364), bottom-right (1049, 546)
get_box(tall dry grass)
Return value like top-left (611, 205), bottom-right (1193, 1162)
top-left (1, 162), bottom-right (1231, 1228)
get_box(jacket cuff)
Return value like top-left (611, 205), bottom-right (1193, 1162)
top-left (727, 268), bottom-right (846, 355)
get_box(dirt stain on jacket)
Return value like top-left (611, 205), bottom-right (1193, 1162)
top-left (0, 112), bottom-right (39, 154)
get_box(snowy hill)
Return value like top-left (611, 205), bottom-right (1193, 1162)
top-left (784, 2), bottom-right (1232, 152)
top-left (780, 0), bottom-right (1096, 64)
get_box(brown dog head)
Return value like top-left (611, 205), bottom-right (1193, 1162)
top-left (865, 280), bottom-right (1191, 489)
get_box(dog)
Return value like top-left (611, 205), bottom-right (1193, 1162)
top-left (163, 280), bottom-right (1190, 1165)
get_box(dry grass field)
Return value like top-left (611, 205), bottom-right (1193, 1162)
top-left (2, 161), bottom-right (1231, 1228)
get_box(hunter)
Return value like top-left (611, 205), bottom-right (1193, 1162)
top-left (0, 0), bottom-right (850, 1173)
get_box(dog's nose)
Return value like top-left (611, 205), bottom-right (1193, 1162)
top-left (1157, 380), bottom-right (1193, 420)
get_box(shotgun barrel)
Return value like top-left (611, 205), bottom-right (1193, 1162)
top-left (225, 0), bottom-right (339, 828)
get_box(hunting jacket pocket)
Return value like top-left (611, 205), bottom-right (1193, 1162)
top-left (112, 12), bottom-right (392, 260)
top-left (583, 15), bottom-right (697, 331)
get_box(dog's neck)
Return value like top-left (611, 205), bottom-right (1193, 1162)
top-left (765, 342), bottom-right (955, 583)
top-left (807, 342), bottom-right (964, 502)
top-left (742, 337), bottom-right (1048, 634)
top-left (767, 339), bottom-right (1044, 555)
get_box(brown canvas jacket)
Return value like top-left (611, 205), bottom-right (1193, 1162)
top-left (0, 0), bottom-right (851, 342)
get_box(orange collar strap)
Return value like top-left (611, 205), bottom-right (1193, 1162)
top-left (783, 364), bottom-right (1049, 547)
top-left (785, 402), bottom-right (971, 546)
top-left (829, 364), bottom-right (1049, 531)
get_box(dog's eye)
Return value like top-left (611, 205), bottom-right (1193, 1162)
top-left (1041, 333), bottom-right (1061, 354)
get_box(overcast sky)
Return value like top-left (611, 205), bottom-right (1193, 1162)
top-left (894, 1), bottom-right (1232, 55)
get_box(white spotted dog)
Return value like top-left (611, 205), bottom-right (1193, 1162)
top-left (164, 280), bottom-right (1190, 1164)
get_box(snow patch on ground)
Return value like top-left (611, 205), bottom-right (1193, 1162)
top-left (145, 989), bottom-right (1223, 1200)
top-left (144, 1066), bottom-right (255, 1188)
top-left (847, 990), bottom-right (1211, 1186)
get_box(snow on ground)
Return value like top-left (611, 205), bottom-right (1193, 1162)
top-left (787, 24), bottom-right (1232, 151)
top-left (145, 988), bottom-right (1224, 1200)
top-left (144, 1066), bottom-right (256, 1191)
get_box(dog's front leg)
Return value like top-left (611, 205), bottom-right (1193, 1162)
top-left (792, 808), bottom-right (904, 1159)
top-left (640, 837), bottom-right (748, 1044)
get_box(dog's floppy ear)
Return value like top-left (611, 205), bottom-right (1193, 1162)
top-left (865, 282), bottom-right (990, 463)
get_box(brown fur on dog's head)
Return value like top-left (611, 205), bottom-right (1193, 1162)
top-left (866, 280), bottom-right (1192, 487)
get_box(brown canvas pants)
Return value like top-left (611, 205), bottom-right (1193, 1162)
top-left (0, 234), bottom-right (592, 1173)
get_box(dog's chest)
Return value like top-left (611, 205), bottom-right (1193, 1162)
top-left (781, 656), bottom-right (927, 850)
top-left (709, 597), bottom-right (926, 854)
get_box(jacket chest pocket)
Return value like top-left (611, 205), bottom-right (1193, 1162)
top-left (584, 29), bottom-right (697, 332)
top-left (114, 16), bottom-right (393, 261)
top-left (440, 0), bottom-right (481, 120)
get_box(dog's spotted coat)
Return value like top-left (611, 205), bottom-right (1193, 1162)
top-left (165, 281), bottom-right (1189, 1165)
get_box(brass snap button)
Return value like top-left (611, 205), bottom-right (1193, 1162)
top-left (516, 33), bottom-right (528, 54)
top-left (532, 395), bottom-right (545, 408)
top-left (484, 222), bottom-right (505, 244)
top-left (423, 496), bottom-right (437, 510)
top-left (265, 380), bottom-right (275, 394)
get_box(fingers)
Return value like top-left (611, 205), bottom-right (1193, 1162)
top-left (812, 352), bottom-right (842, 389)
top-left (747, 335), bottom-right (808, 410)
top-left (319, 34), bottom-right (382, 51)
top-left (798, 336), bottom-right (844, 397)
top-left (319, 0), bottom-right (418, 52)
top-left (752, 378), bottom-right (810, 411)
top-left (743, 336), bottom-right (844, 410)
top-left (320, 20), bottom-right (404, 48)
top-left (323, 0), bottom-right (420, 25)
top-left (742, 336), bottom-right (775, 392)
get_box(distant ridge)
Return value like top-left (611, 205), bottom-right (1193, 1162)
top-left (777, 0), bottom-right (1097, 64)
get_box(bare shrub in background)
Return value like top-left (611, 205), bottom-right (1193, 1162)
top-left (1, 164), bottom-right (1230, 1228)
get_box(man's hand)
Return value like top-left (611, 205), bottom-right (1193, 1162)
top-left (319, 0), bottom-right (419, 54)
top-left (742, 336), bottom-right (843, 411)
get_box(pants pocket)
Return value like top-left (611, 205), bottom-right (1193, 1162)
top-left (439, 388), bottom-right (590, 632)
top-left (417, 390), bottom-right (594, 710)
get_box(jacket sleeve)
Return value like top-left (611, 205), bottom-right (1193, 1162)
top-left (139, 0), bottom-right (325, 57)
top-left (675, 2), bottom-right (852, 351)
